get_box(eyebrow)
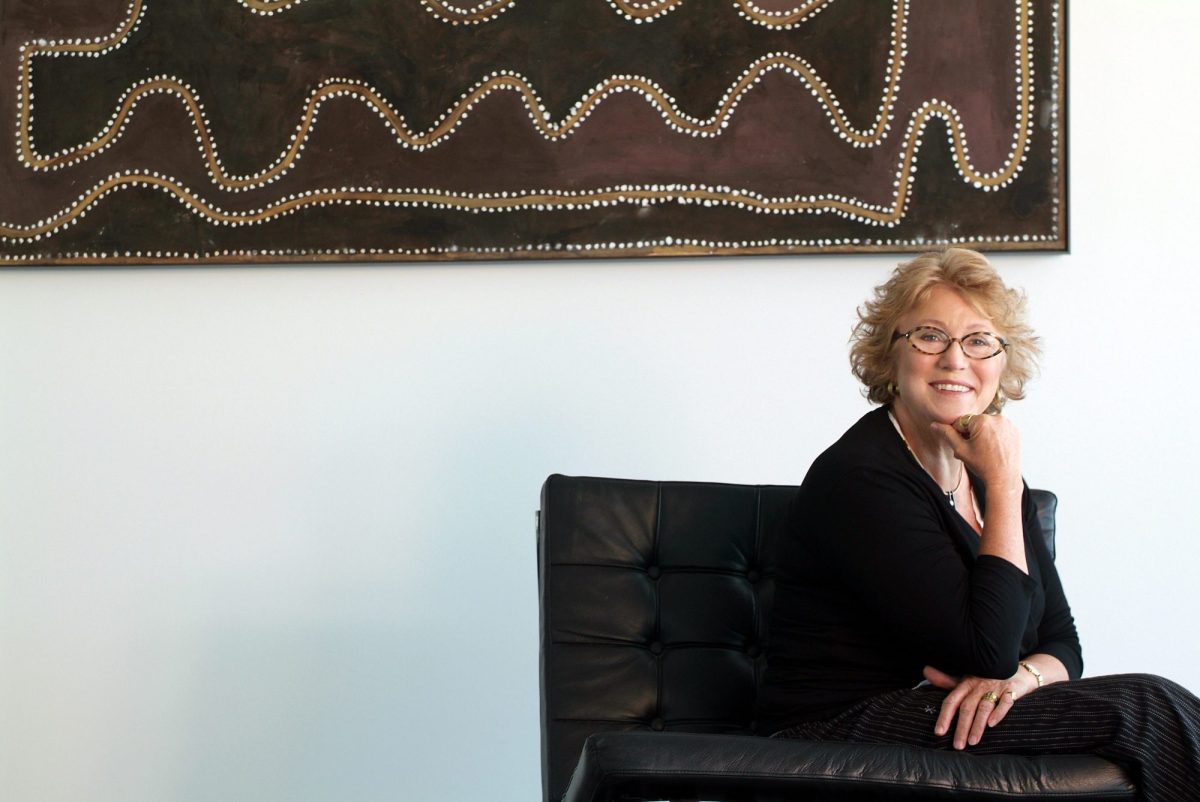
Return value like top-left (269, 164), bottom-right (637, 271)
top-left (915, 319), bottom-right (993, 331)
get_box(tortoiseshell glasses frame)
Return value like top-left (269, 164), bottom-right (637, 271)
top-left (893, 326), bottom-right (1009, 360)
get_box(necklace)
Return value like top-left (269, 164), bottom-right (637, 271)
top-left (888, 411), bottom-right (964, 507)
top-left (943, 463), bottom-right (964, 508)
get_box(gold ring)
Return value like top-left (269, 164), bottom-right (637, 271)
top-left (955, 414), bottom-right (976, 438)
top-left (981, 691), bottom-right (1000, 705)
top-left (1006, 690), bottom-right (1016, 701)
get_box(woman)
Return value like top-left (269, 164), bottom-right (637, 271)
top-left (757, 248), bottom-right (1200, 800)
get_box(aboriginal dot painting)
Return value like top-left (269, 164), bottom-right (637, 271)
top-left (0, 0), bottom-right (1066, 265)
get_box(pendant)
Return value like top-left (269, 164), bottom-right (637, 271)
top-left (947, 491), bottom-right (956, 508)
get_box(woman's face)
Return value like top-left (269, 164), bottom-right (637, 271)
top-left (891, 285), bottom-right (1006, 426)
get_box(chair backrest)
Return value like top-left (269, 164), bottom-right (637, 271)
top-left (537, 474), bottom-right (1058, 802)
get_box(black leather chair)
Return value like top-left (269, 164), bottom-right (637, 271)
top-left (538, 474), bottom-right (1137, 802)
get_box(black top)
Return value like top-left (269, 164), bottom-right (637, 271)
top-left (757, 406), bottom-right (1083, 733)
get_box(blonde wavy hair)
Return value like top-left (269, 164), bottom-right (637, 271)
top-left (850, 248), bottom-right (1040, 413)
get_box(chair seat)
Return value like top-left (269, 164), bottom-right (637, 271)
top-left (563, 732), bottom-right (1138, 802)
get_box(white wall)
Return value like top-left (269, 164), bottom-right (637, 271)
top-left (3, 2), bottom-right (1199, 800)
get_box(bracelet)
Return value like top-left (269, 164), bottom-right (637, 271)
top-left (1019, 660), bottom-right (1044, 688)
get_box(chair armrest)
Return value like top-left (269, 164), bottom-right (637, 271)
top-left (562, 732), bottom-right (1136, 802)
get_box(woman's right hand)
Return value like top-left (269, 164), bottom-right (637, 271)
top-left (930, 413), bottom-right (1022, 496)
top-left (931, 412), bottom-right (1027, 570)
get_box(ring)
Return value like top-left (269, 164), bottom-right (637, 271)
top-left (955, 414), bottom-right (976, 438)
top-left (981, 691), bottom-right (1000, 705)
top-left (1006, 690), bottom-right (1016, 701)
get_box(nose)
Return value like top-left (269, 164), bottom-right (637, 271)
top-left (937, 339), bottom-right (969, 369)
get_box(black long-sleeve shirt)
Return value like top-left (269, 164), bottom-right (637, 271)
top-left (756, 406), bottom-right (1082, 733)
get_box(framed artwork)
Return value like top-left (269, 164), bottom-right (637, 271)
top-left (0, 0), bottom-right (1066, 265)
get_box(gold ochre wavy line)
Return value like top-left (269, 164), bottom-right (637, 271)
top-left (236, 0), bottom-right (835, 27)
top-left (19, 0), bottom-right (910, 189)
top-left (0, 93), bottom-right (1027, 241)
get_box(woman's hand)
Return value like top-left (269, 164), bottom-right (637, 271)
top-left (929, 413), bottom-right (1022, 496)
top-left (923, 664), bottom-right (1039, 749)
top-left (930, 413), bottom-right (1027, 570)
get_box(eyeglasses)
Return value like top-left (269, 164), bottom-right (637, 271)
top-left (893, 326), bottom-right (1008, 360)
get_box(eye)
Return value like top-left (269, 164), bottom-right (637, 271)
top-left (967, 335), bottom-right (994, 348)
top-left (917, 329), bottom-right (948, 343)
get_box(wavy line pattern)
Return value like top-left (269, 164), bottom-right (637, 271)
top-left (4, 0), bottom-right (1041, 246)
top-left (18, 0), bottom-right (910, 191)
top-left (0, 169), bottom-right (906, 243)
top-left (0, 93), bottom-right (1033, 242)
top-left (233, 0), bottom-right (837, 28)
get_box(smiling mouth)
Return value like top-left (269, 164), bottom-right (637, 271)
top-left (931, 383), bottom-right (972, 393)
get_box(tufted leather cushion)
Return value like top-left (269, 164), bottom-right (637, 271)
top-left (538, 475), bottom-right (1133, 802)
top-left (539, 476), bottom-right (788, 799)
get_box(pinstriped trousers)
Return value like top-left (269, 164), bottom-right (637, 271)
top-left (772, 674), bottom-right (1200, 801)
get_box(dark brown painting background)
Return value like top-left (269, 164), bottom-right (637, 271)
top-left (0, 0), bottom-right (1066, 265)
